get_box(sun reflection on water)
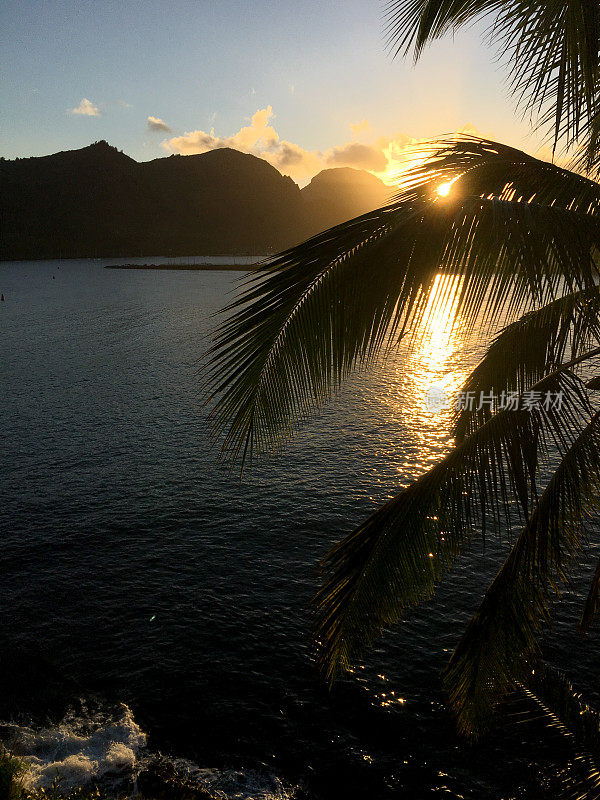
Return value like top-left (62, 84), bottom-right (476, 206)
top-left (411, 272), bottom-right (466, 402)
top-left (377, 273), bottom-right (469, 470)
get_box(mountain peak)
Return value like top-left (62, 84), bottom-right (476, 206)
top-left (306, 166), bottom-right (389, 188)
top-left (301, 166), bottom-right (391, 231)
top-left (1, 144), bottom-right (392, 259)
top-left (80, 140), bottom-right (134, 161)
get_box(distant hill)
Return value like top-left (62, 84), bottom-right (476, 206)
top-left (0, 141), bottom-right (392, 260)
top-left (301, 167), bottom-right (392, 232)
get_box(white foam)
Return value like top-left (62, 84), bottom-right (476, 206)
top-left (2, 705), bottom-right (297, 799)
top-left (207, 769), bottom-right (296, 799)
top-left (171, 758), bottom-right (298, 800)
top-left (2, 703), bottom-right (147, 791)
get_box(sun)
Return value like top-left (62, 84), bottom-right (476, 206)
top-left (436, 181), bottom-right (453, 197)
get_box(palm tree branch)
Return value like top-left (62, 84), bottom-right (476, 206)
top-left (399, 136), bottom-right (600, 212)
top-left (205, 140), bottom-right (600, 469)
top-left (385, 2), bottom-right (600, 160)
top-left (442, 410), bottom-right (600, 737)
top-left (313, 368), bottom-right (591, 685)
top-left (454, 288), bottom-right (600, 442)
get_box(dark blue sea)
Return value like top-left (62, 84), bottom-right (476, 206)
top-left (1, 258), bottom-right (599, 799)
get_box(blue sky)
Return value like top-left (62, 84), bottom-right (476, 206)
top-left (1, 0), bottom-right (548, 183)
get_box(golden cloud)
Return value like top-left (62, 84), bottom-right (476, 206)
top-left (70, 98), bottom-right (100, 117)
top-left (165, 106), bottom-right (279, 155)
top-left (325, 142), bottom-right (387, 172)
top-left (350, 119), bottom-right (370, 136)
top-left (163, 107), bottom-right (486, 186)
top-left (147, 116), bottom-right (171, 133)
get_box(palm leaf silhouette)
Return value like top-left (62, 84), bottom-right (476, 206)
top-left (503, 663), bottom-right (600, 798)
top-left (206, 139), bottom-right (600, 468)
top-left (453, 287), bottom-right (600, 441)
top-left (206, 1), bottom-right (600, 741)
top-left (313, 370), bottom-right (591, 689)
top-left (443, 410), bottom-right (600, 736)
top-left (386, 1), bottom-right (600, 160)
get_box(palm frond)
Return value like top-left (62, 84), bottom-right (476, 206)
top-left (313, 369), bottom-right (591, 686)
top-left (454, 288), bottom-right (600, 442)
top-left (442, 411), bottom-right (600, 737)
top-left (570, 109), bottom-right (600, 177)
top-left (525, 661), bottom-right (600, 755)
top-left (524, 663), bottom-right (600, 799)
top-left (502, 663), bottom-right (600, 798)
top-left (205, 139), bottom-right (600, 468)
top-left (400, 136), bottom-right (600, 212)
top-left (385, 1), bottom-right (600, 159)
top-left (579, 557), bottom-right (600, 633)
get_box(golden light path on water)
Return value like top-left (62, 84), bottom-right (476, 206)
top-left (359, 272), bottom-right (473, 713)
top-left (377, 272), bottom-right (469, 474)
top-left (412, 272), bottom-right (466, 400)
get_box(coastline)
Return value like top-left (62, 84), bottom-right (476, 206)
top-left (0, 700), bottom-right (297, 800)
top-left (104, 263), bottom-right (255, 271)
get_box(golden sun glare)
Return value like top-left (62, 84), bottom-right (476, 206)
top-left (436, 181), bottom-right (453, 197)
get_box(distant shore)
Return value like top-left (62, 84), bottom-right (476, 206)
top-left (105, 263), bottom-right (256, 271)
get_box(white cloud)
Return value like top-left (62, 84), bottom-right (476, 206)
top-left (70, 98), bottom-right (100, 117)
top-left (163, 106), bottom-right (487, 185)
top-left (147, 116), bottom-right (172, 133)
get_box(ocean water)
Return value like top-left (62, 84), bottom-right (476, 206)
top-left (1, 258), bottom-right (600, 799)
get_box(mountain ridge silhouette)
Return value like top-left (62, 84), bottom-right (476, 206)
top-left (0, 141), bottom-right (392, 259)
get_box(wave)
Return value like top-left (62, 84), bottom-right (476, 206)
top-left (160, 758), bottom-right (296, 800)
top-left (1, 702), bottom-right (146, 792)
top-left (0, 702), bottom-right (298, 799)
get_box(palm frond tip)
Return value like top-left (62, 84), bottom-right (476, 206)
top-left (313, 369), bottom-right (592, 687)
top-left (443, 410), bottom-right (600, 737)
top-left (205, 139), bottom-right (600, 469)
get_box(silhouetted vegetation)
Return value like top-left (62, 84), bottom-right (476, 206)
top-left (206, 0), bottom-right (600, 749)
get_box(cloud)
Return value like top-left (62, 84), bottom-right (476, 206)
top-left (262, 141), bottom-right (323, 179)
top-left (70, 98), bottom-right (100, 117)
top-left (350, 119), bottom-right (370, 136)
top-left (165, 107), bottom-right (323, 182)
top-left (325, 142), bottom-right (387, 172)
top-left (147, 116), bottom-right (172, 133)
top-left (163, 106), bottom-right (486, 185)
top-left (165, 106), bottom-right (279, 154)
